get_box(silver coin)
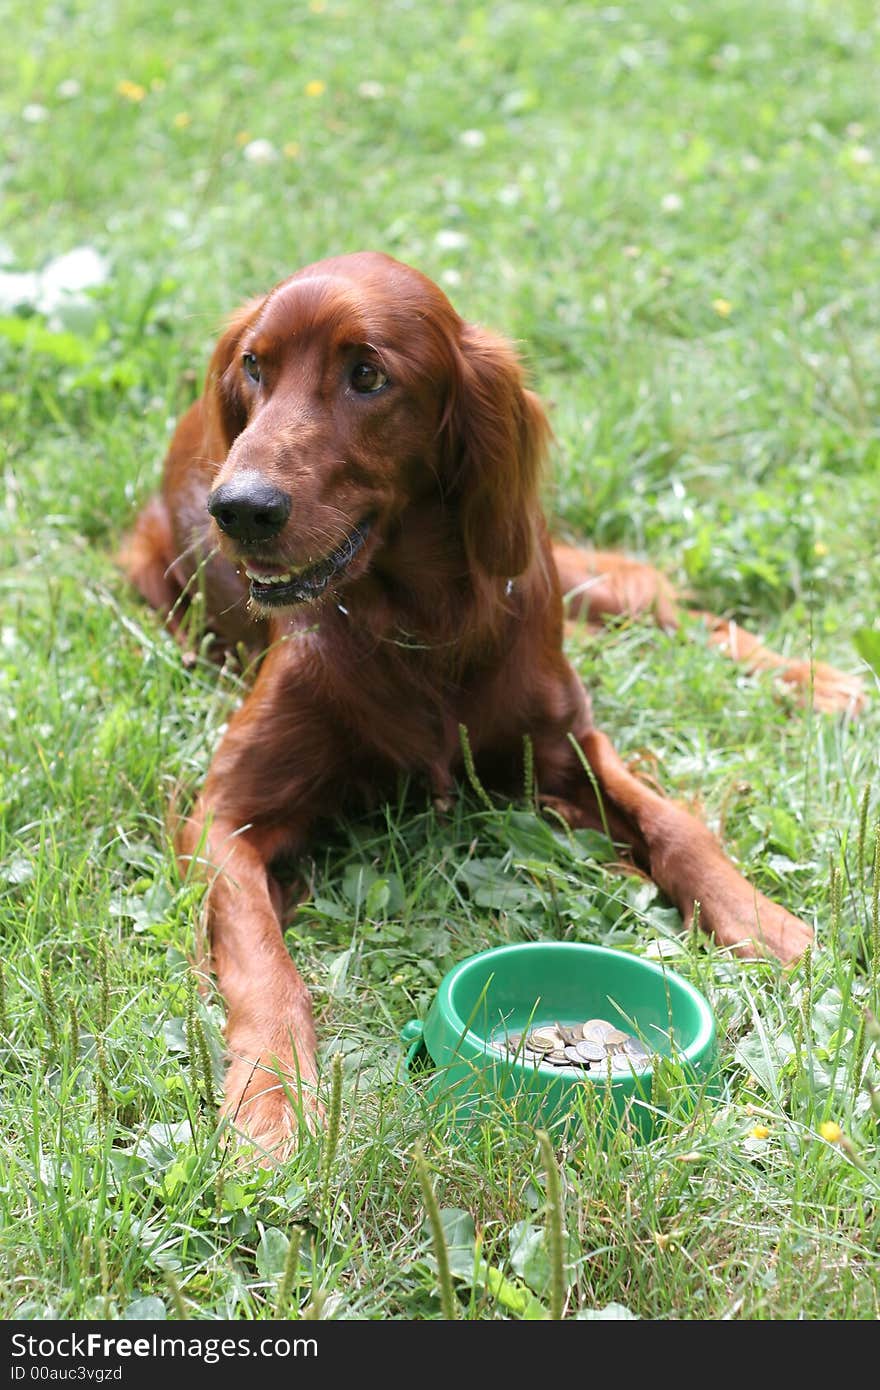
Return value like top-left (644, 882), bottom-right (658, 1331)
top-left (605, 1027), bottom-right (630, 1047)
top-left (624, 1036), bottom-right (650, 1061)
top-left (563, 1044), bottom-right (586, 1065)
top-left (582, 1018), bottom-right (615, 1043)
top-left (575, 1039), bottom-right (606, 1063)
top-left (611, 1052), bottom-right (635, 1073)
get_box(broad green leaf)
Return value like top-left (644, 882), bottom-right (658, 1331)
top-left (437, 1207), bottom-right (476, 1279)
top-left (365, 877), bottom-right (390, 916)
top-left (256, 1226), bottom-right (291, 1281)
top-left (500, 811), bottom-right (568, 859)
top-left (735, 1029), bottom-right (795, 1093)
top-left (326, 948), bottom-right (353, 998)
top-left (509, 1220), bottom-right (550, 1293)
top-left (483, 1263), bottom-right (548, 1319)
top-left (341, 863), bottom-right (378, 909)
top-left (854, 628), bottom-right (880, 676)
top-left (458, 857), bottom-right (541, 910)
top-left (570, 829), bottom-right (617, 863)
top-left (123, 1296), bottom-right (167, 1320)
top-left (575, 1302), bottom-right (639, 1319)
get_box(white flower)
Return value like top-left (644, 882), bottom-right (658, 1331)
top-left (56, 79), bottom-right (82, 99)
top-left (38, 247), bottom-right (108, 313)
top-left (459, 129), bottom-right (486, 149)
top-left (849, 145), bottom-right (873, 165)
top-left (0, 246), bottom-right (108, 318)
top-left (357, 81), bottom-right (384, 100)
top-left (661, 192), bottom-right (683, 213)
top-left (22, 103), bottom-right (48, 123)
top-left (435, 229), bottom-right (469, 250)
top-left (0, 270), bottom-right (40, 313)
top-left (440, 269), bottom-right (462, 288)
top-left (242, 138), bottom-right (278, 165)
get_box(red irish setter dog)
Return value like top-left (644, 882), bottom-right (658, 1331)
top-left (121, 251), bottom-right (860, 1154)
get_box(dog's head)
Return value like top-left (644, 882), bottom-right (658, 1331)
top-left (204, 251), bottom-right (550, 609)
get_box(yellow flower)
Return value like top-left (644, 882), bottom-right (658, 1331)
top-left (813, 541), bottom-right (828, 557)
top-left (308, 0), bottom-right (326, 11)
top-left (173, 112), bottom-right (191, 129)
top-left (712, 297), bottom-right (733, 318)
top-left (750, 1125), bottom-right (770, 1139)
top-left (819, 1120), bottom-right (842, 1144)
top-left (305, 79), bottom-right (326, 98)
top-left (283, 141), bottom-right (301, 159)
top-left (235, 130), bottom-right (251, 146)
top-left (116, 79), bottom-right (146, 103)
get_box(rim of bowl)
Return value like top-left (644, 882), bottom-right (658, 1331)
top-left (436, 941), bottom-right (716, 1078)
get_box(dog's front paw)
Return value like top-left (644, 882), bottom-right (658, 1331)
top-left (222, 1052), bottom-right (323, 1164)
top-left (708, 892), bottom-right (813, 966)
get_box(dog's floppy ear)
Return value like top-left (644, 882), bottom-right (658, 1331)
top-left (205, 296), bottom-right (266, 451)
top-left (447, 323), bottom-right (550, 578)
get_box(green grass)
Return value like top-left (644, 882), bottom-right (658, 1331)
top-left (1, 0), bottom-right (879, 1320)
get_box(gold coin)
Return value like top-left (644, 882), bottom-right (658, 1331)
top-left (544, 1048), bottom-right (569, 1066)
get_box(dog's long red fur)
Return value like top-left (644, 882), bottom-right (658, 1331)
top-left (122, 251), bottom-right (856, 1154)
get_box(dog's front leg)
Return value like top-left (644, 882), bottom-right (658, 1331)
top-left (180, 804), bottom-right (318, 1158)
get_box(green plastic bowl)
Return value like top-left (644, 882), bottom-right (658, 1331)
top-left (402, 942), bottom-right (717, 1141)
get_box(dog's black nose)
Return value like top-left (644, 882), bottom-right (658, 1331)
top-left (207, 473), bottom-right (291, 543)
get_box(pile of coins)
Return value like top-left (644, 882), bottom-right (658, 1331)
top-left (493, 1018), bottom-right (652, 1074)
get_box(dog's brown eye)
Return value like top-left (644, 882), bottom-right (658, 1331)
top-left (242, 351), bottom-right (261, 384)
top-left (350, 362), bottom-right (388, 394)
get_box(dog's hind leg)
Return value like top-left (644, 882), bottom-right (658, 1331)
top-left (554, 542), bottom-right (863, 715)
top-left (118, 495), bottom-right (184, 621)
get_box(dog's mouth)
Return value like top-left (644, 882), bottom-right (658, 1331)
top-left (243, 518), bottom-right (373, 607)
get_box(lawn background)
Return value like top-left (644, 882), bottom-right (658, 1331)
top-left (1, 0), bottom-right (878, 1319)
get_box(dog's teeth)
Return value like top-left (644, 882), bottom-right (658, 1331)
top-left (246, 569), bottom-right (292, 585)
top-left (243, 521), bottom-right (368, 602)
